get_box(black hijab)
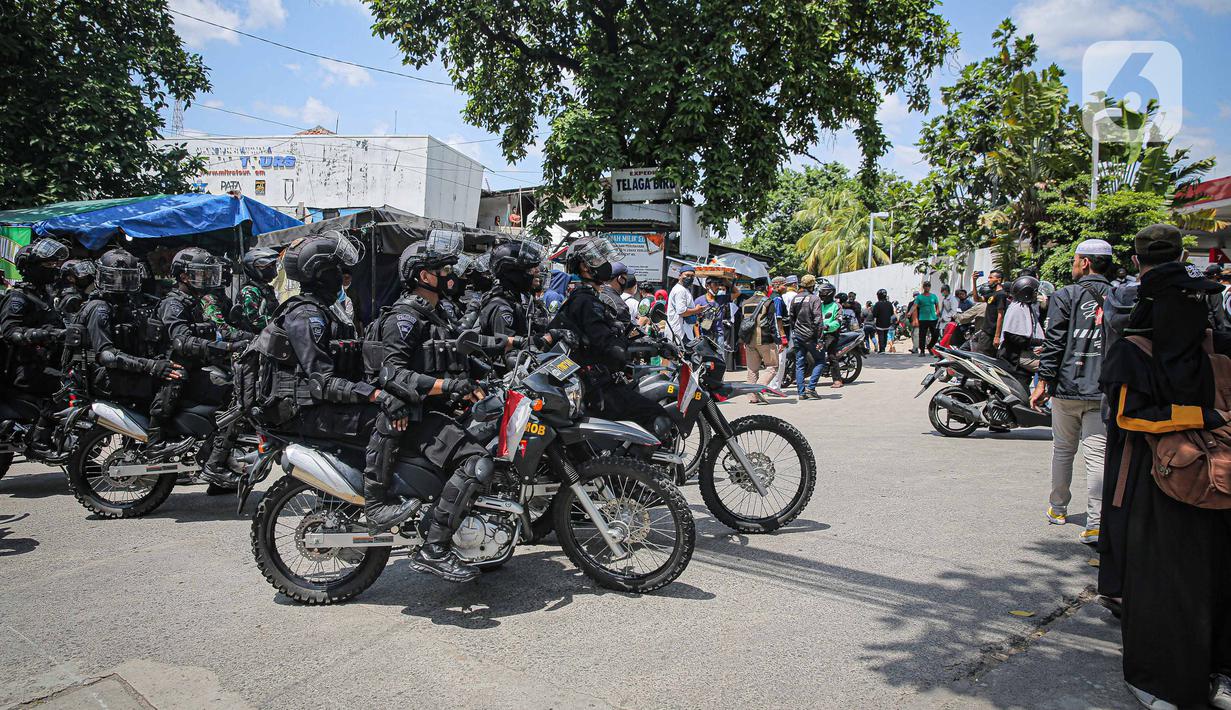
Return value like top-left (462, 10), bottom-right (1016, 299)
top-left (1125, 262), bottom-right (1222, 406)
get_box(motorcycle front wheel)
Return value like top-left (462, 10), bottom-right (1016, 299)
top-left (928, 386), bottom-right (982, 438)
top-left (673, 418), bottom-right (711, 485)
top-left (251, 476), bottom-right (390, 605)
top-left (66, 426), bottom-right (177, 518)
top-left (835, 352), bottom-right (863, 384)
top-left (553, 457), bottom-right (694, 593)
top-left (699, 415), bottom-right (816, 533)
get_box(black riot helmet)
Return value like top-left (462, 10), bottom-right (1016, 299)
top-left (877, 288), bottom-right (888, 300)
top-left (816, 279), bottom-right (836, 302)
top-left (282, 230), bottom-right (362, 293)
top-left (398, 227), bottom-right (463, 290)
top-left (566, 236), bottom-right (620, 283)
top-left (170, 247), bottom-right (223, 291)
top-left (490, 239), bottom-right (546, 294)
top-left (1010, 275), bottom-right (1040, 304)
top-left (15, 238), bottom-right (69, 285)
top-left (60, 259), bottom-right (96, 289)
top-left (976, 282), bottom-right (993, 300)
top-left (241, 247), bottom-right (279, 284)
top-left (96, 249), bottom-right (144, 295)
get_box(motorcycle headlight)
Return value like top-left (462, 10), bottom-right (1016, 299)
top-left (565, 381), bottom-right (584, 418)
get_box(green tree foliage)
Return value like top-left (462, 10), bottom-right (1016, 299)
top-left (368, 0), bottom-right (957, 231)
top-left (0, 0), bottom-right (212, 210)
top-left (736, 164), bottom-right (850, 276)
top-left (1037, 190), bottom-right (1169, 284)
top-left (793, 188), bottom-right (887, 276)
top-left (1090, 98), bottom-right (1216, 202)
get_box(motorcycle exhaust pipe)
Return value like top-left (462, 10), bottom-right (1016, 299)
top-left (932, 393), bottom-right (984, 423)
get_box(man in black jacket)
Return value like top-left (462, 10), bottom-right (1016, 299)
top-left (1030, 239), bottom-right (1113, 545)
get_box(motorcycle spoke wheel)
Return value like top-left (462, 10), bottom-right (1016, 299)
top-left (699, 415), bottom-right (817, 533)
top-left (85, 435), bottom-right (157, 505)
top-left (252, 477), bottom-right (389, 605)
top-left (554, 456), bottom-right (694, 593)
top-left (672, 420), bottom-right (710, 484)
top-left (66, 426), bottom-right (177, 518)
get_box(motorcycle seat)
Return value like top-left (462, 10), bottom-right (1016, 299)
top-left (956, 349), bottom-right (1017, 373)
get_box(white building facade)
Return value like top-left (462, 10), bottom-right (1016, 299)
top-left (154, 134), bottom-right (484, 224)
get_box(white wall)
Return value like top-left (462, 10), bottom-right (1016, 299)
top-left (829, 248), bottom-right (995, 305)
top-left (155, 134), bottom-right (483, 225)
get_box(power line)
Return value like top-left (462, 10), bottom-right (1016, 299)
top-left (169, 9), bottom-right (452, 86)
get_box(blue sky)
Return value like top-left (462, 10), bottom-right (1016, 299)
top-left (170, 0), bottom-right (1231, 200)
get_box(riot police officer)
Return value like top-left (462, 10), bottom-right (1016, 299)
top-left (0, 238), bottom-right (70, 453)
top-left (549, 236), bottom-right (674, 439)
top-left (147, 248), bottom-right (244, 458)
top-left (73, 249), bottom-right (184, 406)
top-left (477, 240), bottom-right (548, 339)
top-left (363, 233), bottom-right (514, 582)
top-left (56, 259), bottom-right (96, 316)
top-left (231, 247), bottom-right (279, 333)
top-left (438, 253), bottom-right (473, 322)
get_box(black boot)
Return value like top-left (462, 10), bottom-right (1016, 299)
top-left (363, 479), bottom-right (420, 535)
top-left (144, 426), bottom-right (188, 461)
top-left (410, 542), bottom-right (479, 583)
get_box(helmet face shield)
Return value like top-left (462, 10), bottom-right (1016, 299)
top-left (571, 237), bottom-right (621, 268)
top-left (185, 262), bottom-right (224, 289)
top-left (31, 238), bottom-right (69, 262)
top-left (318, 230), bottom-right (363, 268)
top-left (426, 228), bottom-right (464, 259)
top-left (454, 253), bottom-right (475, 276)
top-left (98, 266), bottom-right (142, 293)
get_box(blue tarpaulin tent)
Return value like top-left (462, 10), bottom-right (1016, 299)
top-left (33, 194), bottom-right (301, 250)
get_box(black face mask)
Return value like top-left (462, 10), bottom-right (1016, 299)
top-left (418, 269), bottom-right (448, 295)
top-left (311, 267), bottom-right (343, 297)
top-left (681, 276), bottom-right (695, 288)
top-left (445, 276), bottom-right (467, 298)
top-left (589, 263), bottom-right (612, 283)
top-left (502, 270), bottom-right (535, 294)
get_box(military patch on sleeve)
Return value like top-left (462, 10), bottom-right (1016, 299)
top-left (396, 313), bottom-right (417, 338)
top-left (501, 309), bottom-right (515, 327)
top-left (308, 315), bottom-right (326, 341)
top-left (166, 300), bottom-right (184, 319)
top-left (7, 299), bottom-right (22, 314)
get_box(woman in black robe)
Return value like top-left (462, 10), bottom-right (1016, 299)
top-left (1098, 260), bottom-right (1231, 708)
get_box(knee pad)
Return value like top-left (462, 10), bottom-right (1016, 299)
top-left (364, 431), bottom-right (400, 487)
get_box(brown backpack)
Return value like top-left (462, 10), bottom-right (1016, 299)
top-left (1122, 335), bottom-right (1231, 510)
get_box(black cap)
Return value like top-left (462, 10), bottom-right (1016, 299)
top-left (1139, 261), bottom-right (1224, 297)
top-left (1134, 224), bottom-right (1184, 261)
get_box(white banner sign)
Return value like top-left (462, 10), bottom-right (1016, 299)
top-left (608, 232), bottom-right (666, 283)
top-left (611, 167), bottom-right (678, 202)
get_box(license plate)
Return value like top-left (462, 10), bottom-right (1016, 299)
top-left (541, 354), bottom-right (580, 381)
top-left (914, 372), bottom-right (937, 399)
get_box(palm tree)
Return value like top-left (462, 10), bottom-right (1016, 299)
top-left (793, 188), bottom-right (889, 276)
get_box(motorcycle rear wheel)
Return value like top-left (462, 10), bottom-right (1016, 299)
top-left (928, 386), bottom-right (982, 438)
top-left (66, 426), bottom-right (176, 518)
top-left (836, 352), bottom-right (863, 384)
top-left (553, 457), bottom-right (694, 593)
top-left (252, 476), bottom-right (389, 605)
top-left (699, 415), bottom-right (816, 533)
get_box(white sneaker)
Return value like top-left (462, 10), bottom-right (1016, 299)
top-left (1211, 674), bottom-right (1231, 710)
top-left (1127, 683), bottom-right (1178, 710)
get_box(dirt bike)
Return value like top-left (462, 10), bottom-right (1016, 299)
top-left (244, 332), bottom-right (695, 604)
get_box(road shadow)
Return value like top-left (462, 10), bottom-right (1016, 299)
top-left (920, 429), bottom-right (1053, 442)
top-left (688, 532), bottom-right (1108, 705)
top-left (864, 356), bottom-right (935, 371)
top-left (124, 487), bottom-right (249, 523)
top-left (0, 512), bottom-right (38, 557)
top-left (315, 549), bottom-right (719, 629)
top-left (0, 469), bottom-right (68, 499)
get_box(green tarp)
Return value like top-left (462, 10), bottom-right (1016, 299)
top-left (0, 195), bottom-right (162, 226)
top-left (0, 196), bottom-right (164, 280)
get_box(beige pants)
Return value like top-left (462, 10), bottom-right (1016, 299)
top-left (745, 343), bottom-right (778, 400)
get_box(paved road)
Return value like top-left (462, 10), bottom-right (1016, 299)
top-left (0, 353), bottom-right (1127, 709)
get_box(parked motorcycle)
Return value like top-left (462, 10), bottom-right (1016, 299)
top-left (65, 362), bottom-right (256, 517)
top-left (637, 327), bottom-right (818, 533)
top-left (916, 345), bottom-right (1051, 437)
top-left (245, 332), bottom-right (695, 604)
top-left (780, 330), bottom-right (868, 389)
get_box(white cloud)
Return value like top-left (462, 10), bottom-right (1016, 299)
top-left (245, 0), bottom-right (285, 28)
top-left (1219, 102), bottom-right (1231, 120)
top-left (444, 134), bottom-right (483, 162)
top-left (283, 63), bottom-right (301, 73)
top-left (170, 0), bottom-right (242, 47)
top-left (170, 0), bottom-right (285, 48)
top-left (268, 97), bottom-right (338, 129)
top-left (877, 92), bottom-right (912, 128)
top-left (201, 98), bottom-right (224, 108)
top-left (318, 59), bottom-right (372, 87)
top-left (1013, 0), bottom-right (1159, 61)
top-left (887, 145), bottom-right (930, 181)
top-left (369, 121), bottom-right (390, 136)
